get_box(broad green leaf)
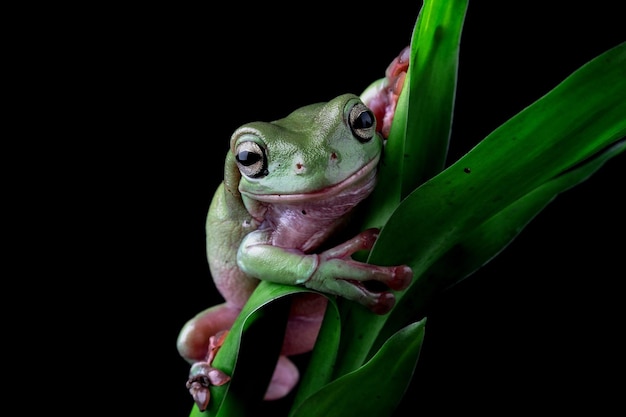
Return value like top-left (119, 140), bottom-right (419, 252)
top-left (189, 281), bottom-right (324, 417)
top-left (335, 40), bottom-right (626, 375)
top-left (359, 0), bottom-right (467, 229)
top-left (371, 138), bottom-right (625, 350)
top-left (290, 319), bottom-right (426, 417)
top-left (400, 0), bottom-right (467, 197)
top-left (290, 297), bottom-right (341, 411)
top-left (371, 41), bottom-right (626, 275)
top-left (336, 0), bottom-right (468, 376)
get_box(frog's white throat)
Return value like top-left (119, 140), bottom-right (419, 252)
top-left (244, 156), bottom-right (379, 253)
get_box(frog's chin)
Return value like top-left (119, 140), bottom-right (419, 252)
top-left (241, 155), bottom-right (380, 204)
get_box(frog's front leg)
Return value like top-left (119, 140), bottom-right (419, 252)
top-left (238, 228), bottom-right (412, 314)
top-left (305, 228), bottom-right (413, 314)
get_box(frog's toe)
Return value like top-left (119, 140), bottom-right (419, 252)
top-left (386, 265), bottom-right (413, 291)
top-left (343, 264), bottom-right (412, 314)
top-left (339, 279), bottom-right (397, 314)
top-left (187, 379), bottom-right (211, 411)
top-left (357, 263), bottom-right (413, 292)
top-left (263, 355), bottom-right (299, 400)
top-left (369, 292), bottom-right (396, 315)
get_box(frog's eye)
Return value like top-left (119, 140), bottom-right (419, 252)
top-left (349, 102), bottom-right (377, 143)
top-left (235, 141), bottom-right (268, 178)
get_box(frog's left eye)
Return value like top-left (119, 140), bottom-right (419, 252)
top-left (349, 103), bottom-right (377, 143)
top-left (235, 141), bottom-right (268, 178)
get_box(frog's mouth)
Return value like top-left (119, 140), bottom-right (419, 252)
top-left (241, 155), bottom-right (380, 204)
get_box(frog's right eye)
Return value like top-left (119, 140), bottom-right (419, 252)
top-left (348, 102), bottom-right (377, 143)
top-left (235, 141), bottom-right (268, 178)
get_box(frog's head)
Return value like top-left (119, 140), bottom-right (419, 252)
top-left (231, 93), bottom-right (382, 204)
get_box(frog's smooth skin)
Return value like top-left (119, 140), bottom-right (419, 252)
top-left (177, 92), bottom-right (412, 410)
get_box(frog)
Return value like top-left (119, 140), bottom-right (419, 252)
top-left (177, 48), bottom-right (412, 412)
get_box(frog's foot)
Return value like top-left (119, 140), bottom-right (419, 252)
top-left (177, 304), bottom-right (236, 411)
top-left (361, 45), bottom-right (410, 139)
top-left (185, 331), bottom-right (231, 411)
top-left (186, 361), bottom-right (231, 411)
top-left (304, 228), bottom-right (413, 315)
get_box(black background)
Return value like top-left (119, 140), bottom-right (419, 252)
top-left (84, 1), bottom-right (625, 415)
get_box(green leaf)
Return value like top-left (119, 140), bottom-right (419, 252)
top-left (190, 281), bottom-right (324, 417)
top-left (372, 41), bottom-right (626, 274)
top-left (289, 297), bottom-right (341, 411)
top-left (399, 0), bottom-right (467, 197)
top-left (337, 0), bottom-right (468, 377)
top-left (336, 39), bottom-right (626, 376)
top-left (364, 41), bottom-right (626, 358)
top-left (359, 0), bottom-right (468, 230)
top-left (371, 138), bottom-right (625, 349)
top-left (289, 319), bottom-right (426, 417)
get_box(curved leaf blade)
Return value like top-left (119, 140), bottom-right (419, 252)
top-left (371, 41), bottom-right (626, 272)
top-left (290, 319), bottom-right (426, 417)
top-left (371, 138), bottom-right (625, 349)
top-left (290, 298), bottom-right (341, 412)
top-left (188, 281), bottom-right (325, 417)
top-left (365, 41), bottom-right (626, 355)
top-left (359, 0), bottom-right (467, 230)
top-left (336, 0), bottom-right (468, 377)
top-left (336, 41), bottom-right (626, 376)
top-left (400, 0), bottom-right (467, 197)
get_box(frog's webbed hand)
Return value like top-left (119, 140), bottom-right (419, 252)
top-left (303, 228), bottom-right (412, 314)
top-left (239, 228), bottom-right (412, 314)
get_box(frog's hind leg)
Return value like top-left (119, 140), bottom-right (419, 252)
top-left (178, 303), bottom-right (298, 404)
top-left (177, 302), bottom-right (241, 363)
top-left (262, 293), bottom-right (326, 400)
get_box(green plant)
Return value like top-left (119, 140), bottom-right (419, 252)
top-left (188, 1), bottom-right (625, 415)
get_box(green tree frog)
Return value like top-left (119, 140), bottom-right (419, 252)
top-left (178, 48), bottom-right (411, 411)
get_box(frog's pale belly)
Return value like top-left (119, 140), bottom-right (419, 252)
top-left (265, 203), bottom-right (354, 252)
